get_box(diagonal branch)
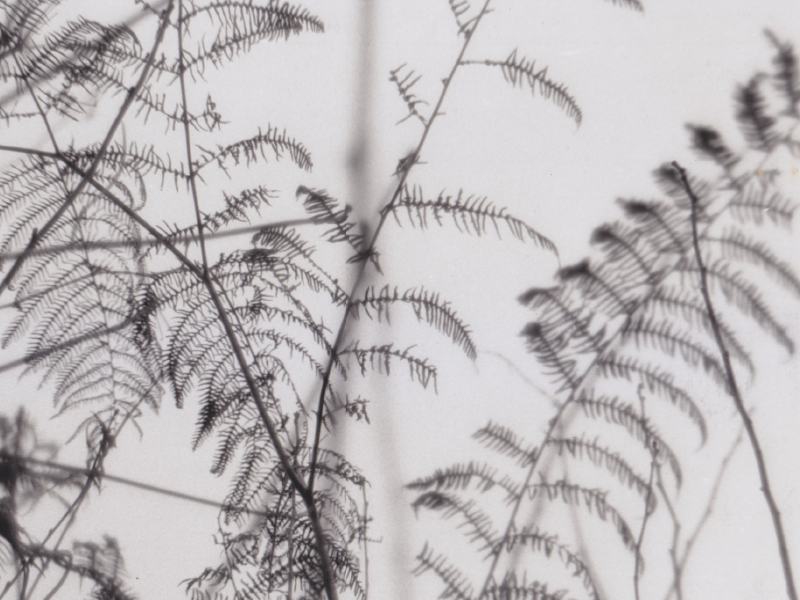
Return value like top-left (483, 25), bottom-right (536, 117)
top-left (174, 2), bottom-right (337, 597)
top-left (307, 0), bottom-right (497, 496)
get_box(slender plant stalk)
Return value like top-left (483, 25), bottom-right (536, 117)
top-left (0, 215), bottom-right (334, 261)
top-left (174, 2), bottom-right (339, 596)
top-left (656, 465), bottom-right (683, 600)
top-left (307, 0), bottom-right (496, 493)
top-left (675, 160), bottom-right (798, 600)
top-left (634, 387), bottom-right (657, 600)
top-left (361, 483), bottom-right (370, 599)
top-left (664, 427), bottom-right (744, 600)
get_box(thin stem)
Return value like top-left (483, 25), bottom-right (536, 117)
top-left (656, 465), bottom-right (683, 600)
top-left (0, 207), bottom-right (334, 261)
top-left (676, 428), bottom-right (744, 587)
top-left (361, 483), bottom-right (370, 599)
top-left (634, 386), bottom-right (657, 600)
top-left (175, 3), bottom-right (337, 597)
top-left (307, 0), bottom-right (496, 496)
top-left (675, 160), bottom-right (798, 600)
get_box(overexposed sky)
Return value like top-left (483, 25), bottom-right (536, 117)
top-left (2, 0), bottom-right (800, 598)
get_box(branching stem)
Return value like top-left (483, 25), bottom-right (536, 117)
top-left (174, 2), bottom-right (338, 596)
top-left (307, 0), bottom-right (496, 496)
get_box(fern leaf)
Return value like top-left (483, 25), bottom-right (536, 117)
top-left (574, 393), bottom-right (682, 485)
top-left (521, 323), bottom-right (580, 391)
top-left (526, 480), bottom-right (638, 554)
top-left (557, 260), bottom-right (633, 315)
top-left (595, 355), bottom-right (708, 444)
top-left (735, 75), bottom-right (778, 152)
top-left (502, 527), bottom-right (601, 600)
top-left (340, 343), bottom-right (438, 391)
top-left (446, 0), bottom-right (481, 35)
top-left (348, 285), bottom-right (477, 360)
top-left (295, 186), bottom-right (367, 260)
top-left (765, 30), bottom-right (800, 115)
top-left (196, 126), bottom-right (313, 173)
top-left (463, 49), bottom-right (582, 125)
top-left (590, 222), bottom-right (657, 281)
top-left (618, 198), bottom-right (688, 253)
top-left (703, 229), bottom-right (800, 298)
top-left (601, 0), bottom-right (644, 12)
top-left (485, 574), bottom-right (569, 600)
top-left (407, 461), bottom-right (520, 501)
top-left (644, 286), bottom-right (754, 374)
top-left (621, 315), bottom-right (728, 386)
top-left (414, 543), bottom-right (475, 600)
top-left (389, 63), bottom-right (429, 125)
top-left (390, 186), bottom-right (558, 255)
top-left (181, 0), bottom-right (324, 73)
top-left (686, 125), bottom-right (740, 170)
top-left (412, 491), bottom-right (499, 550)
top-left (472, 421), bottom-right (539, 466)
top-left (725, 183), bottom-right (795, 228)
top-left (545, 436), bottom-right (655, 506)
top-left (678, 259), bottom-right (794, 354)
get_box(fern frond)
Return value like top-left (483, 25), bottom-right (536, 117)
top-left (414, 543), bottom-right (475, 600)
top-left (3, 200), bottom-right (162, 444)
top-left (526, 480), bottom-right (638, 553)
top-left (518, 287), bottom-right (588, 336)
top-left (407, 461), bottom-right (520, 501)
top-left (735, 75), bottom-right (778, 152)
top-left (472, 421), bottom-right (540, 466)
top-left (686, 125), bottom-right (740, 171)
top-left (595, 354), bottom-right (708, 443)
top-left (644, 286), bottom-right (754, 373)
top-left (590, 222), bottom-right (657, 281)
top-left (462, 49), bottom-right (582, 125)
top-left (69, 142), bottom-right (189, 190)
top-left (390, 186), bottom-right (558, 255)
top-left (765, 29), bottom-right (800, 116)
top-left (389, 63), bottom-right (429, 125)
top-left (618, 198), bottom-right (689, 253)
top-left (725, 183), bottom-right (795, 227)
top-left (348, 285), bottom-right (477, 360)
top-left (484, 574), bottom-right (569, 600)
top-left (502, 527), bottom-right (600, 600)
top-left (677, 259), bottom-right (794, 354)
top-left (703, 229), bottom-right (800, 297)
top-left (601, 0), bottom-right (644, 12)
top-left (621, 315), bottom-right (728, 386)
top-left (545, 436), bottom-right (654, 505)
top-left (340, 343), bottom-right (437, 391)
top-left (40, 537), bottom-right (138, 600)
top-left (412, 491), bottom-right (499, 550)
top-left (295, 186), bottom-right (366, 259)
top-left (520, 323), bottom-right (580, 391)
top-left (196, 126), bottom-right (313, 173)
top-left (180, 0), bottom-right (324, 73)
top-left (447, 0), bottom-right (476, 35)
top-left (557, 260), bottom-right (632, 315)
top-left (574, 393), bottom-right (682, 485)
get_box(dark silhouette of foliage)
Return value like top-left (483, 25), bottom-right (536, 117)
top-left (0, 1), bottom-right (797, 600)
top-left (411, 32), bottom-right (800, 600)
